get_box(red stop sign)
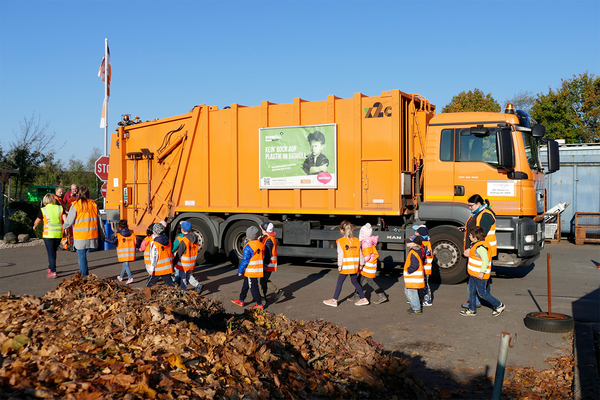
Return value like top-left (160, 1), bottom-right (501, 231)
top-left (95, 156), bottom-right (110, 181)
top-left (101, 182), bottom-right (107, 198)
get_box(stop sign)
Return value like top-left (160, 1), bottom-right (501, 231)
top-left (101, 182), bottom-right (107, 198)
top-left (95, 156), bottom-right (110, 181)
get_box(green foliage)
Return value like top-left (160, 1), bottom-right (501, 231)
top-left (531, 72), bottom-right (600, 143)
top-left (9, 201), bottom-right (41, 222)
top-left (8, 210), bottom-right (33, 236)
top-left (442, 88), bottom-right (501, 113)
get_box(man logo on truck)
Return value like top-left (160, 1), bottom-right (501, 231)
top-left (364, 102), bottom-right (392, 118)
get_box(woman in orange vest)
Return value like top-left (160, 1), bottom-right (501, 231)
top-left (231, 226), bottom-right (265, 309)
top-left (104, 219), bottom-right (135, 284)
top-left (173, 221), bottom-right (199, 290)
top-left (145, 223), bottom-right (175, 288)
top-left (63, 186), bottom-right (104, 276)
top-left (404, 235), bottom-right (425, 314)
top-left (323, 221), bottom-right (369, 307)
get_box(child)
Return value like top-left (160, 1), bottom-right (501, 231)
top-left (460, 226), bottom-right (505, 317)
top-left (231, 226), bottom-right (265, 310)
top-left (404, 236), bottom-right (425, 314)
top-left (412, 225), bottom-right (433, 306)
top-left (173, 221), bottom-right (199, 290)
top-left (140, 223), bottom-right (154, 267)
top-left (145, 223), bottom-right (175, 288)
top-left (353, 223), bottom-right (388, 304)
top-left (259, 221), bottom-right (284, 304)
top-left (323, 221), bottom-right (369, 307)
top-left (301, 130), bottom-right (329, 175)
top-left (105, 219), bottom-right (135, 283)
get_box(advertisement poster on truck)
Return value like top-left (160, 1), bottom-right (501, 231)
top-left (259, 124), bottom-right (337, 189)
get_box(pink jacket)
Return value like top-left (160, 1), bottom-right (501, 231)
top-left (360, 235), bottom-right (379, 264)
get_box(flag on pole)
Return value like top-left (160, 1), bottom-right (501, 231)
top-left (99, 45), bottom-right (111, 128)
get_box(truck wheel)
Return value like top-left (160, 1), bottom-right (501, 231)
top-left (429, 226), bottom-right (468, 284)
top-left (188, 218), bottom-right (217, 264)
top-left (224, 221), bottom-right (255, 267)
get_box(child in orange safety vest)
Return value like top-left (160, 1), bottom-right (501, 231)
top-left (173, 221), bottom-right (199, 290)
top-left (351, 223), bottom-right (388, 304)
top-left (259, 221), bottom-right (284, 304)
top-left (404, 235), bottom-right (425, 315)
top-left (412, 225), bottom-right (433, 306)
top-left (323, 220), bottom-right (369, 307)
top-left (145, 223), bottom-right (175, 288)
top-left (231, 226), bottom-right (265, 310)
top-left (104, 219), bottom-right (136, 284)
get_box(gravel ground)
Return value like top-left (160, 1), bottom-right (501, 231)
top-left (0, 237), bottom-right (44, 250)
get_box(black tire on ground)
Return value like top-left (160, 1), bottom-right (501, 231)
top-left (429, 225), bottom-right (468, 285)
top-left (524, 312), bottom-right (574, 333)
top-left (224, 221), bottom-right (256, 267)
top-left (188, 218), bottom-right (218, 264)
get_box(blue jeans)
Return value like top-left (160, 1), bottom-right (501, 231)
top-left (120, 261), bottom-right (132, 280)
top-left (405, 287), bottom-right (421, 311)
top-left (180, 270), bottom-right (192, 290)
top-left (43, 238), bottom-right (60, 273)
top-left (77, 249), bottom-right (91, 276)
top-left (468, 276), bottom-right (501, 312)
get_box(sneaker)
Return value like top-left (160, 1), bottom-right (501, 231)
top-left (46, 272), bottom-right (57, 279)
top-left (372, 293), bottom-right (388, 305)
top-left (231, 299), bottom-right (245, 307)
top-left (422, 301), bottom-right (433, 307)
top-left (273, 290), bottom-right (284, 303)
top-left (461, 302), bottom-right (481, 309)
top-left (117, 275), bottom-right (123, 282)
top-left (460, 309), bottom-right (477, 316)
top-left (250, 304), bottom-right (264, 310)
top-left (407, 308), bottom-right (422, 315)
top-left (355, 298), bottom-right (370, 306)
top-left (323, 299), bottom-right (338, 307)
top-left (126, 278), bottom-right (134, 284)
top-left (492, 303), bottom-right (506, 317)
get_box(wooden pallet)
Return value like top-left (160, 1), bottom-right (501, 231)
top-left (574, 212), bottom-right (600, 245)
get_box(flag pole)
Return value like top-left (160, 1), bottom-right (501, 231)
top-left (104, 38), bottom-right (109, 157)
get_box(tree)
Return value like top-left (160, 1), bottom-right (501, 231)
top-left (442, 88), bottom-right (501, 113)
top-left (531, 72), bottom-right (600, 143)
top-left (504, 90), bottom-right (536, 114)
top-left (34, 153), bottom-right (64, 187)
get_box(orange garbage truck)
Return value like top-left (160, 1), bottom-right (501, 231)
top-left (104, 89), bottom-right (560, 283)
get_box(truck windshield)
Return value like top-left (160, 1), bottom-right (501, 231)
top-left (459, 128), bottom-right (499, 168)
top-left (522, 132), bottom-right (542, 171)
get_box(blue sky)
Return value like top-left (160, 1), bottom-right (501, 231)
top-left (1, 0), bottom-right (598, 164)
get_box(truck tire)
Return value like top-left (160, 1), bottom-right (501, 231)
top-left (188, 218), bottom-right (217, 264)
top-left (429, 226), bottom-right (468, 284)
top-left (524, 312), bottom-right (574, 333)
top-left (224, 221), bottom-right (255, 267)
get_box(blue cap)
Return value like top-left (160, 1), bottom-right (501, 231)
top-left (412, 224), bottom-right (429, 236)
top-left (181, 221), bottom-right (192, 232)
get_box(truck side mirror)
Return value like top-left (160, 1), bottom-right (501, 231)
top-left (496, 128), bottom-right (515, 169)
top-left (547, 139), bottom-right (560, 173)
top-left (532, 124), bottom-right (546, 138)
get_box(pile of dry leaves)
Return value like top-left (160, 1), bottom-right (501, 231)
top-left (502, 355), bottom-right (575, 399)
top-left (0, 275), bottom-right (432, 399)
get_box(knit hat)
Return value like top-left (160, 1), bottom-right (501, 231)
top-left (153, 223), bottom-right (165, 235)
top-left (412, 224), bottom-right (429, 237)
top-left (261, 221), bottom-right (274, 233)
top-left (246, 226), bottom-right (259, 240)
top-left (359, 223), bottom-right (373, 241)
top-left (181, 221), bottom-right (192, 232)
top-left (406, 235), bottom-right (423, 246)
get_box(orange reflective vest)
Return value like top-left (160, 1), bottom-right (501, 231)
top-left (422, 239), bottom-right (433, 276)
top-left (117, 233), bottom-right (136, 262)
top-left (142, 237), bottom-right (152, 265)
top-left (360, 243), bottom-right (378, 279)
top-left (337, 237), bottom-right (360, 274)
top-left (404, 248), bottom-right (425, 289)
top-left (467, 240), bottom-right (491, 279)
top-left (72, 200), bottom-right (99, 241)
top-left (243, 240), bottom-right (265, 278)
top-left (465, 208), bottom-right (497, 257)
top-left (150, 240), bottom-right (173, 276)
top-left (261, 235), bottom-right (278, 272)
top-left (175, 236), bottom-right (199, 272)
top-left (41, 204), bottom-right (63, 239)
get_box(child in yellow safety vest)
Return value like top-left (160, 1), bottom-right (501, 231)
top-left (323, 221), bottom-right (369, 307)
top-left (231, 226), bottom-right (265, 310)
top-left (412, 225), bottom-right (433, 306)
top-left (460, 226), bottom-right (505, 317)
top-left (351, 223), bottom-right (388, 304)
top-left (105, 219), bottom-right (136, 284)
top-left (404, 236), bottom-right (425, 315)
top-left (173, 221), bottom-right (199, 290)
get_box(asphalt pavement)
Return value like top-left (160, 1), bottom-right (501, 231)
top-left (1, 240), bottom-right (598, 398)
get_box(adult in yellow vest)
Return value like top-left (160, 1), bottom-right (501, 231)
top-left (145, 223), bottom-right (175, 288)
top-left (231, 226), bottom-right (265, 309)
top-left (33, 193), bottom-right (65, 279)
top-left (173, 221), bottom-right (199, 290)
top-left (63, 186), bottom-right (105, 276)
top-left (459, 194), bottom-right (497, 309)
top-left (259, 221), bottom-right (284, 304)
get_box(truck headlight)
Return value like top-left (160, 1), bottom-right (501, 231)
top-left (524, 235), bottom-right (535, 243)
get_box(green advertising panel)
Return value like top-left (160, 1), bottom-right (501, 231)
top-left (259, 124), bottom-right (337, 189)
